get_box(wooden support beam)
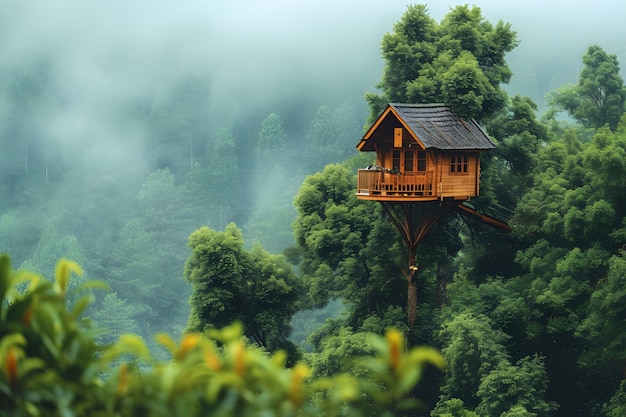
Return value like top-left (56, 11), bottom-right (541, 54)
top-left (380, 200), bottom-right (461, 330)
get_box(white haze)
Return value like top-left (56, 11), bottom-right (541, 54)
top-left (1, 0), bottom-right (625, 223)
top-left (2, 0), bottom-right (623, 129)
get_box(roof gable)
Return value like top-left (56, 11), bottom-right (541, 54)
top-left (357, 103), bottom-right (495, 151)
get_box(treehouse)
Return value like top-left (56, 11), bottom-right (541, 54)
top-left (356, 103), bottom-right (495, 202)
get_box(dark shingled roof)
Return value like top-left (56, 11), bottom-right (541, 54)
top-left (360, 103), bottom-right (495, 151)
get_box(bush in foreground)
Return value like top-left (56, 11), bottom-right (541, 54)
top-left (0, 254), bottom-right (444, 416)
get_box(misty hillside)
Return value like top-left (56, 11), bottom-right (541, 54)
top-left (1, 2), bottom-right (626, 416)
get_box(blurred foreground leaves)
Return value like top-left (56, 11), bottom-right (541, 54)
top-left (0, 254), bottom-right (443, 416)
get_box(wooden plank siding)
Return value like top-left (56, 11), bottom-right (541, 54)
top-left (355, 104), bottom-right (494, 203)
top-left (356, 151), bottom-right (480, 201)
top-left (438, 152), bottom-right (480, 199)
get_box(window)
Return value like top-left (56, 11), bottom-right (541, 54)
top-left (404, 151), bottom-right (414, 172)
top-left (392, 150), bottom-right (401, 171)
top-left (450, 154), bottom-right (469, 173)
top-left (389, 150), bottom-right (428, 172)
top-left (417, 151), bottom-right (426, 172)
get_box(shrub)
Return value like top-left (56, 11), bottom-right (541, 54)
top-left (0, 254), bottom-right (444, 416)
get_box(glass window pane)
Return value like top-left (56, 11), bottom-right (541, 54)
top-left (404, 150), bottom-right (414, 171)
top-left (417, 151), bottom-right (426, 171)
top-left (393, 150), bottom-right (400, 171)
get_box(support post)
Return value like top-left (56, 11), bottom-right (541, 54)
top-left (381, 200), bottom-right (461, 331)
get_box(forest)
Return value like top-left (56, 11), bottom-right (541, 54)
top-left (1, 2), bottom-right (626, 416)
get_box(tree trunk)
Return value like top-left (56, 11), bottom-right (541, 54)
top-left (407, 278), bottom-right (418, 330)
top-left (406, 245), bottom-right (418, 330)
top-left (436, 262), bottom-right (448, 307)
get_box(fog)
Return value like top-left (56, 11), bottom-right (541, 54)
top-left (1, 0), bottom-right (625, 338)
top-left (2, 0), bottom-right (623, 147)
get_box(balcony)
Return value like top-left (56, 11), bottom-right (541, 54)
top-left (356, 168), bottom-right (435, 201)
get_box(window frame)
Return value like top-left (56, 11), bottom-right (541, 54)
top-left (450, 153), bottom-right (469, 174)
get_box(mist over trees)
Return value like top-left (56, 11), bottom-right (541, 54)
top-left (1, 1), bottom-right (626, 416)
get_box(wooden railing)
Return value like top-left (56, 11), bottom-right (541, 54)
top-left (357, 169), bottom-right (434, 197)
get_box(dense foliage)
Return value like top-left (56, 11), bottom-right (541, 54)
top-left (365, 4), bottom-right (517, 123)
top-left (1, 3), bottom-right (626, 417)
top-left (0, 254), bottom-right (444, 416)
top-left (184, 223), bottom-right (304, 363)
top-left (286, 6), bottom-right (626, 417)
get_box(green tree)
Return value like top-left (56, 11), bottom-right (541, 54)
top-left (206, 128), bottom-right (243, 229)
top-left (19, 225), bottom-right (87, 284)
top-left (136, 168), bottom-right (194, 334)
top-left (548, 45), bottom-right (626, 131)
top-left (332, 104), bottom-right (361, 161)
top-left (367, 4), bottom-right (517, 123)
top-left (431, 399), bottom-right (479, 417)
top-left (106, 219), bottom-right (162, 335)
top-left (304, 105), bottom-right (337, 172)
top-left (291, 163), bottom-right (410, 334)
top-left (184, 224), bottom-right (304, 361)
top-left (476, 355), bottom-right (555, 417)
top-left (577, 253), bottom-right (626, 382)
top-left (504, 117), bottom-right (626, 416)
top-left (604, 381), bottom-right (626, 417)
top-left (257, 112), bottom-right (287, 156)
top-left (0, 61), bottom-right (55, 203)
top-left (246, 114), bottom-right (300, 253)
top-left (0, 211), bottom-right (43, 267)
top-left (92, 292), bottom-right (139, 345)
top-left (308, 328), bottom-right (376, 378)
top-left (487, 95), bottom-right (549, 186)
top-left (146, 73), bottom-right (211, 177)
top-left (435, 312), bottom-right (509, 409)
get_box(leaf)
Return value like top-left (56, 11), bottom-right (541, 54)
top-left (155, 333), bottom-right (178, 357)
top-left (0, 254), bottom-right (11, 304)
top-left (55, 259), bottom-right (83, 295)
top-left (407, 346), bottom-right (446, 370)
top-left (70, 295), bottom-right (94, 319)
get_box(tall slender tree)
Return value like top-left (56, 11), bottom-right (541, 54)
top-left (548, 45), bottom-right (626, 131)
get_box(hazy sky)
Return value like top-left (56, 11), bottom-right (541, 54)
top-left (2, 0), bottom-right (625, 135)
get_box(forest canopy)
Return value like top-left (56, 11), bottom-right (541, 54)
top-left (1, 2), bottom-right (626, 417)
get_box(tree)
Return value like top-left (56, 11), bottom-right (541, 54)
top-left (92, 292), bottom-right (139, 345)
top-left (360, 4), bottom-right (522, 338)
top-left (19, 225), bottom-right (87, 284)
top-left (106, 218), bottom-right (162, 335)
top-left (548, 45), bottom-right (626, 131)
top-left (135, 168), bottom-right (194, 333)
top-left (304, 105), bottom-right (337, 172)
top-left (332, 104), bottom-right (361, 162)
top-left (366, 4), bottom-right (517, 123)
top-left (206, 128), bottom-right (243, 229)
top-left (0, 61), bottom-right (55, 203)
top-left (146, 73), bottom-right (211, 177)
top-left (184, 224), bottom-right (304, 361)
top-left (0, 211), bottom-right (44, 267)
top-left (577, 253), bottom-right (626, 383)
top-left (476, 355), bottom-right (555, 417)
top-left (257, 112), bottom-right (287, 156)
top-left (503, 117), bottom-right (626, 416)
top-left (435, 312), bottom-right (509, 409)
top-left (307, 328), bottom-right (375, 378)
top-left (291, 163), bottom-right (410, 335)
top-left (246, 114), bottom-right (300, 253)
top-left (487, 95), bottom-right (548, 184)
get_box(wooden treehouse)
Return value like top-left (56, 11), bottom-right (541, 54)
top-left (356, 103), bottom-right (495, 202)
top-left (356, 103), bottom-right (511, 330)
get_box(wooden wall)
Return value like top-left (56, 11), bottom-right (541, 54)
top-left (437, 152), bottom-right (480, 198)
